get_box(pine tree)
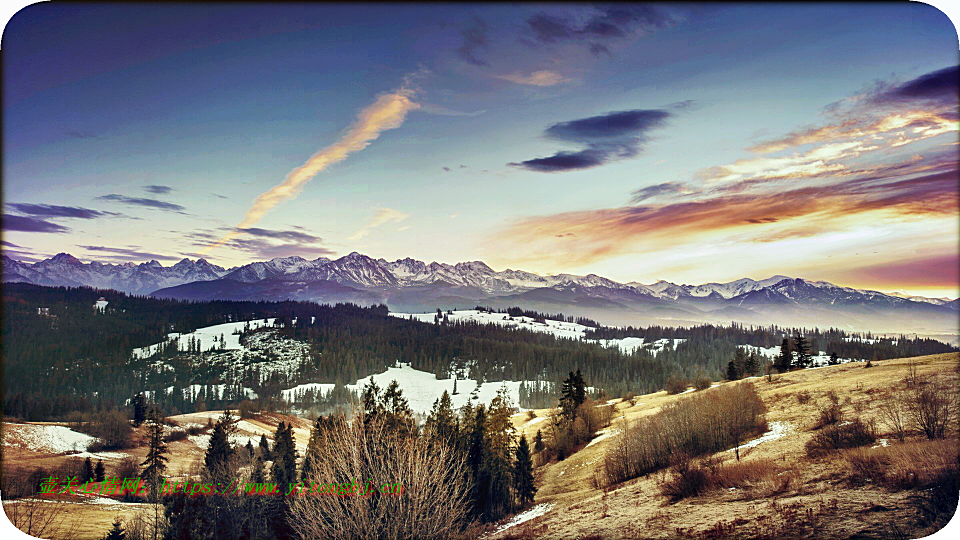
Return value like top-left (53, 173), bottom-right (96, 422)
top-left (744, 353), bottom-right (758, 377)
top-left (83, 457), bottom-right (95, 483)
top-left (141, 410), bottom-right (168, 492)
top-left (382, 380), bottom-right (415, 439)
top-left (425, 390), bottom-right (457, 448)
top-left (270, 421), bottom-right (298, 488)
top-left (513, 435), bottom-right (536, 506)
top-left (95, 460), bottom-right (106, 482)
top-left (301, 416), bottom-right (327, 481)
top-left (132, 393), bottom-right (147, 427)
top-left (794, 333), bottom-right (811, 369)
top-left (258, 434), bottom-right (272, 460)
top-left (245, 439), bottom-right (255, 458)
top-left (533, 430), bottom-right (545, 453)
top-left (204, 410), bottom-right (237, 485)
top-left (101, 518), bottom-right (126, 540)
top-left (726, 360), bottom-right (740, 381)
top-left (775, 338), bottom-right (792, 373)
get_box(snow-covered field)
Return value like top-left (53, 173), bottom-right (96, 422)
top-left (283, 362), bottom-right (535, 415)
top-left (132, 318), bottom-right (277, 358)
top-left (390, 310), bottom-right (684, 355)
top-left (4, 424), bottom-right (93, 453)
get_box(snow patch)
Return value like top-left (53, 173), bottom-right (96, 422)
top-left (490, 503), bottom-right (554, 535)
top-left (728, 421), bottom-right (792, 453)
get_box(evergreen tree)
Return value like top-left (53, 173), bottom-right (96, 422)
top-left (482, 389), bottom-right (517, 521)
top-left (726, 360), bottom-right (740, 381)
top-left (101, 518), bottom-right (126, 540)
top-left (775, 338), bottom-right (792, 373)
top-left (744, 353), bottom-right (758, 377)
top-left (141, 410), bottom-right (168, 491)
top-left (382, 380), bottom-right (415, 439)
top-left (300, 416), bottom-right (327, 481)
top-left (258, 434), bottom-right (272, 460)
top-left (83, 457), bottom-right (95, 483)
top-left (245, 439), bottom-right (255, 458)
top-left (132, 393), bottom-right (147, 427)
top-left (425, 390), bottom-right (457, 448)
top-left (204, 410), bottom-right (237, 485)
top-left (794, 333), bottom-right (811, 369)
top-left (95, 460), bottom-right (105, 482)
top-left (513, 435), bottom-right (536, 506)
top-left (829, 352), bottom-right (840, 365)
top-left (533, 430), bottom-right (545, 453)
top-left (270, 421), bottom-right (298, 488)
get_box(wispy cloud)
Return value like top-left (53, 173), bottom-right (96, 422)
top-left (144, 185), bottom-right (174, 195)
top-left (489, 160), bottom-right (958, 267)
top-left (509, 109), bottom-right (671, 172)
top-left (78, 245), bottom-right (181, 262)
top-left (204, 78), bottom-right (421, 254)
top-left (525, 5), bottom-right (678, 53)
top-left (7, 203), bottom-right (123, 219)
top-left (497, 70), bottom-right (570, 87)
top-left (348, 208), bottom-right (410, 241)
top-left (65, 131), bottom-right (97, 139)
top-left (2, 214), bottom-right (71, 233)
top-left (456, 16), bottom-right (490, 67)
top-left (233, 227), bottom-right (322, 243)
top-left (96, 194), bottom-right (188, 213)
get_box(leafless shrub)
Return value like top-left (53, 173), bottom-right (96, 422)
top-left (601, 382), bottom-right (767, 485)
top-left (813, 391), bottom-right (843, 429)
top-left (664, 376), bottom-right (690, 395)
top-left (694, 374), bottom-right (712, 391)
top-left (288, 417), bottom-right (471, 540)
top-left (877, 390), bottom-right (909, 442)
top-left (805, 418), bottom-right (875, 458)
top-left (2, 496), bottom-right (77, 539)
top-left (164, 429), bottom-right (188, 442)
top-left (795, 391), bottom-right (812, 405)
top-left (908, 376), bottom-right (957, 440)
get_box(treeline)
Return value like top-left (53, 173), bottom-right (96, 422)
top-left (473, 305), bottom-right (600, 327)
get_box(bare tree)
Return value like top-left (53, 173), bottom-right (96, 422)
top-left (908, 376), bottom-right (957, 440)
top-left (877, 389), bottom-right (909, 442)
top-left (3, 496), bottom-right (77, 539)
top-left (288, 417), bottom-right (471, 540)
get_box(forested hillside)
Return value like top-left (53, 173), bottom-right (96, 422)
top-left (3, 283), bottom-right (954, 420)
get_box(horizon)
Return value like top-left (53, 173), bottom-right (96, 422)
top-left (6, 249), bottom-right (957, 301)
top-left (3, 3), bottom-right (959, 299)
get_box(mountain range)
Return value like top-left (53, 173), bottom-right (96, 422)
top-left (4, 252), bottom-right (958, 335)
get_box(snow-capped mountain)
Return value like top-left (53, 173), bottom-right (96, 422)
top-left (4, 250), bottom-right (957, 334)
top-left (3, 253), bottom-right (229, 295)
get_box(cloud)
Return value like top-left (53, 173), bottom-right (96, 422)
top-left (234, 227), bottom-right (322, 243)
top-left (525, 5), bottom-right (677, 50)
top-left (748, 65), bottom-right (959, 155)
top-left (489, 162), bottom-right (959, 267)
top-left (497, 70), bottom-right (570, 86)
top-left (871, 65), bottom-right (959, 108)
top-left (348, 208), bottom-right (410, 241)
top-left (442, 166), bottom-right (451, 172)
top-left (215, 236), bottom-right (335, 260)
top-left (510, 109), bottom-right (671, 172)
top-left (7, 203), bottom-right (121, 219)
top-left (2, 214), bottom-right (71, 233)
top-left (629, 182), bottom-right (691, 203)
top-left (457, 16), bottom-right (491, 67)
top-left (144, 185), bottom-right (174, 195)
top-left (65, 131), bottom-right (97, 139)
top-left (2, 240), bottom-right (21, 248)
top-left (78, 245), bottom-right (181, 262)
top-left (203, 80), bottom-right (420, 254)
top-left (96, 194), bottom-right (188, 213)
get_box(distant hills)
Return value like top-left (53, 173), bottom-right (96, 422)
top-left (4, 251), bottom-right (957, 334)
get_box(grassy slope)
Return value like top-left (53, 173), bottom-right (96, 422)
top-left (497, 353), bottom-right (960, 539)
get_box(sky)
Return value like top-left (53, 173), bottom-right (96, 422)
top-left (3, 3), bottom-right (959, 298)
